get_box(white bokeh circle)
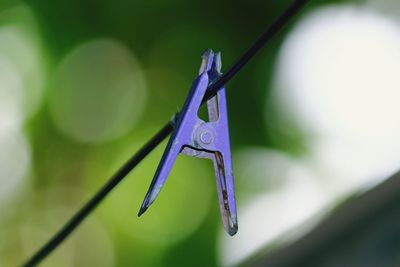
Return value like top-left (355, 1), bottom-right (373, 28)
top-left (0, 5), bottom-right (46, 120)
top-left (274, 5), bottom-right (400, 146)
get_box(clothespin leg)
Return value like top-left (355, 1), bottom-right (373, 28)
top-left (211, 151), bottom-right (238, 235)
top-left (138, 73), bottom-right (210, 216)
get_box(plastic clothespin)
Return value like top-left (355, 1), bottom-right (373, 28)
top-left (138, 49), bottom-right (238, 236)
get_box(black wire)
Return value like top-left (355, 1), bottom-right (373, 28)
top-left (22, 1), bottom-right (309, 266)
top-left (22, 122), bottom-right (173, 267)
top-left (203, 0), bottom-right (310, 103)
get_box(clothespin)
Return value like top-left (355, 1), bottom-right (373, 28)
top-left (138, 49), bottom-right (238, 236)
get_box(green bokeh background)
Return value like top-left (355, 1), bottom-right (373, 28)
top-left (0, 0), bottom-right (379, 266)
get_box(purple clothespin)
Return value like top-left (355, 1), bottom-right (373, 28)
top-left (138, 49), bottom-right (238, 236)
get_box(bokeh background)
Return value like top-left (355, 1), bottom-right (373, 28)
top-left (1, 0), bottom-right (400, 266)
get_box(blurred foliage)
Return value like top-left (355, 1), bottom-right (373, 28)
top-left (0, 0), bottom-right (366, 266)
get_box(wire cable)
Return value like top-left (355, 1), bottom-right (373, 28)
top-left (22, 1), bottom-right (310, 266)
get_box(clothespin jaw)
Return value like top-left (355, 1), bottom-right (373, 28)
top-left (139, 49), bottom-right (238, 236)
